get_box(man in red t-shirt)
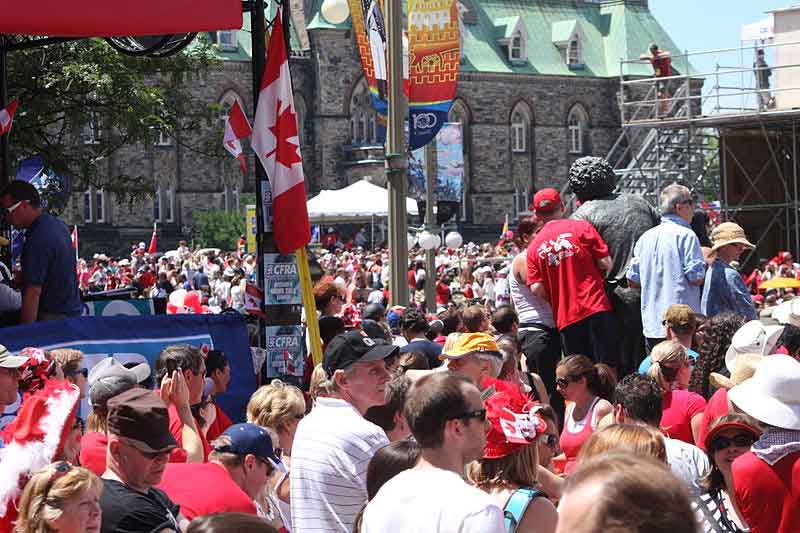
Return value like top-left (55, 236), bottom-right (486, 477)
top-left (640, 43), bottom-right (673, 116)
top-left (158, 423), bottom-right (283, 521)
top-left (526, 188), bottom-right (618, 368)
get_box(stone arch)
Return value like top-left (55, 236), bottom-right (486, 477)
top-left (566, 103), bottom-right (590, 155)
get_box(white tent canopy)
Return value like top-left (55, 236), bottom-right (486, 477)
top-left (306, 179), bottom-right (419, 223)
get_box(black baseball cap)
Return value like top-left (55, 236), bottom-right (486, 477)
top-left (323, 330), bottom-right (398, 377)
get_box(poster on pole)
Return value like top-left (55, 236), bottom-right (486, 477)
top-left (264, 324), bottom-right (305, 378)
top-left (246, 204), bottom-right (257, 253)
top-left (263, 253), bottom-right (302, 305)
top-left (434, 122), bottom-right (464, 203)
top-left (261, 180), bottom-right (273, 232)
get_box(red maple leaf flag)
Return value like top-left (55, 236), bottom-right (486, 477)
top-left (223, 99), bottom-right (252, 174)
top-left (251, 9), bottom-right (310, 255)
top-left (0, 99), bottom-right (19, 137)
top-left (148, 222), bottom-right (157, 255)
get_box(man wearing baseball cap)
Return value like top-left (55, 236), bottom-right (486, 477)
top-left (638, 304), bottom-right (700, 374)
top-left (100, 388), bottom-right (186, 533)
top-left (440, 332), bottom-right (503, 388)
top-left (157, 423), bottom-right (283, 521)
top-left (291, 331), bottom-right (397, 532)
top-left (701, 222), bottom-right (758, 321)
top-left (526, 188), bottom-right (618, 368)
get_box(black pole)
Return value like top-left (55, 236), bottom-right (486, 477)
top-left (251, 0), bottom-right (268, 357)
top-left (0, 47), bottom-right (9, 187)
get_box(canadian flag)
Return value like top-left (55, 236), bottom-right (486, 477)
top-left (148, 222), bottom-right (157, 255)
top-left (251, 9), bottom-right (311, 255)
top-left (0, 100), bottom-right (18, 137)
top-left (223, 99), bottom-right (252, 174)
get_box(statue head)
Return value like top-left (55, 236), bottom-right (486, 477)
top-left (568, 156), bottom-right (616, 202)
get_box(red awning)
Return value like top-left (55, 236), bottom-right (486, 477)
top-left (1, 0), bottom-right (242, 37)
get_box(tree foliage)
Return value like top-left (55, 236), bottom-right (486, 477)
top-left (194, 209), bottom-right (246, 250)
top-left (6, 37), bottom-right (223, 205)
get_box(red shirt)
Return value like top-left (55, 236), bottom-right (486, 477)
top-left (80, 432), bottom-right (108, 476)
top-left (696, 388), bottom-right (729, 451)
top-left (659, 389), bottom-right (706, 445)
top-left (435, 282), bottom-right (450, 305)
top-left (205, 404), bottom-right (233, 442)
top-left (526, 219), bottom-right (611, 329)
top-left (168, 404), bottom-right (211, 462)
top-left (733, 450), bottom-right (800, 533)
top-left (157, 462), bottom-right (257, 521)
top-left (650, 54), bottom-right (672, 77)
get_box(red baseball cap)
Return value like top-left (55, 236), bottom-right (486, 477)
top-left (532, 188), bottom-right (562, 213)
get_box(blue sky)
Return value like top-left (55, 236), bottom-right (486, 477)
top-left (650, 0), bottom-right (789, 112)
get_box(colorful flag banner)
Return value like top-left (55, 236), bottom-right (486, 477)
top-left (407, 0), bottom-right (460, 150)
top-left (148, 223), bottom-right (157, 255)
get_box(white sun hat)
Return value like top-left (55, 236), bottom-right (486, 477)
top-left (728, 354), bottom-right (800, 430)
top-left (725, 320), bottom-right (784, 373)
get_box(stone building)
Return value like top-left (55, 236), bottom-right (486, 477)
top-left (64, 0), bottom-right (684, 253)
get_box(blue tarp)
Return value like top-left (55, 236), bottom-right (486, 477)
top-left (0, 313), bottom-right (255, 422)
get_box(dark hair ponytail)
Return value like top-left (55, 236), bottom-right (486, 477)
top-left (558, 355), bottom-right (617, 401)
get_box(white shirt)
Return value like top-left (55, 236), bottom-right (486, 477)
top-left (290, 397), bottom-right (389, 532)
top-left (664, 436), bottom-right (711, 498)
top-left (361, 467), bottom-right (504, 533)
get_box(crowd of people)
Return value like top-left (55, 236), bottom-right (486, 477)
top-left (0, 155), bottom-right (798, 532)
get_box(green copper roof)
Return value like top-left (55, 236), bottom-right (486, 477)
top-left (302, 0), bottom-right (694, 78)
top-left (493, 16), bottom-right (521, 40)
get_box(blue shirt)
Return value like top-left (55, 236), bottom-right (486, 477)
top-left (400, 338), bottom-right (443, 368)
top-left (21, 212), bottom-right (82, 316)
top-left (701, 258), bottom-right (757, 321)
top-left (627, 215), bottom-right (705, 338)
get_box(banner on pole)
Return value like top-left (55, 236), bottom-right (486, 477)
top-left (264, 324), bottom-right (305, 379)
top-left (246, 204), bottom-right (257, 253)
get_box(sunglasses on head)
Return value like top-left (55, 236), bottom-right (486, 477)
top-left (713, 434), bottom-right (754, 451)
top-left (447, 408), bottom-right (487, 422)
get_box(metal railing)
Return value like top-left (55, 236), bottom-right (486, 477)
top-left (619, 39), bottom-right (800, 124)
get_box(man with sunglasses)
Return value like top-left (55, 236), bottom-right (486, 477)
top-left (628, 183), bottom-right (705, 353)
top-left (0, 180), bottom-right (81, 323)
top-left (361, 373), bottom-right (504, 532)
top-left (0, 345), bottom-right (26, 443)
top-left (100, 388), bottom-right (188, 533)
top-left (157, 423), bottom-right (283, 521)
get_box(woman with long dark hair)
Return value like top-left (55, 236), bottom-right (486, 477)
top-left (689, 312), bottom-right (745, 398)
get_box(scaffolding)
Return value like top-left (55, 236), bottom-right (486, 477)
top-left (608, 39), bottom-right (800, 263)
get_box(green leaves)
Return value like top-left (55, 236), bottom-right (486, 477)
top-left (194, 209), bottom-right (246, 250)
top-left (6, 37), bottom-right (221, 203)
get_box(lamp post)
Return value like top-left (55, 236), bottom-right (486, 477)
top-left (321, 0), bottom-right (408, 306)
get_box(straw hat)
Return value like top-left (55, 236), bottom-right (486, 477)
top-left (709, 352), bottom-right (763, 390)
top-left (710, 222), bottom-right (755, 253)
top-left (728, 354), bottom-right (800, 430)
top-left (724, 320), bottom-right (783, 372)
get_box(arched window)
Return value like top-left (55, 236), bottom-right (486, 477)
top-left (294, 94), bottom-right (307, 146)
top-left (349, 78), bottom-right (377, 145)
top-left (510, 103), bottom-right (531, 153)
top-left (568, 105), bottom-right (588, 155)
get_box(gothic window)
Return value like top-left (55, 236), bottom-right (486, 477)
top-left (84, 187), bottom-right (106, 223)
top-left (154, 185), bottom-right (175, 223)
top-left (510, 104), bottom-right (531, 153)
top-left (294, 95), bottom-right (306, 146)
top-left (568, 105), bottom-right (588, 155)
top-left (349, 78), bottom-right (377, 145)
top-left (82, 114), bottom-right (101, 145)
top-left (222, 182), bottom-right (240, 212)
top-left (152, 127), bottom-right (172, 147)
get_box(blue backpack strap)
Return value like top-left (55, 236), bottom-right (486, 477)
top-left (503, 487), bottom-right (546, 533)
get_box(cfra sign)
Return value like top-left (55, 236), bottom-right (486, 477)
top-left (0, 314), bottom-right (255, 422)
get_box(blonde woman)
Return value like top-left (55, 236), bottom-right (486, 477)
top-left (648, 340), bottom-right (707, 445)
top-left (16, 463), bottom-right (102, 533)
top-left (247, 380), bottom-right (306, 531)
top-left (577, 423), bottom-right (667, 464)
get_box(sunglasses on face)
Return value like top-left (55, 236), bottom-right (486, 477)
top-left (713, 434), bottom-right (754, 451)
top-left (1, 200), bottom-right (24, 217)
top-left (556, 375), bottom-right (580, 389)
top-left (447, 408), bottom-right (487, 422)
top-left (66, 368), bottom-right (89, 379)
top-left (541, 434), bottom-right (559, 449)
